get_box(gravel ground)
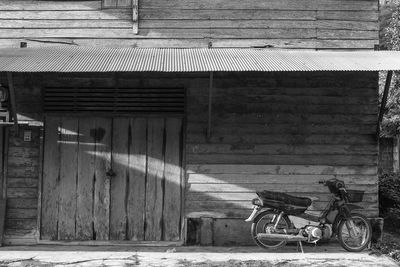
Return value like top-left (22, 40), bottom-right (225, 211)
top-left (0, 243), bottom-right (398, 267)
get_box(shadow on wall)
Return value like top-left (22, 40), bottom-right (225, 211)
top-left (40, 116), bottom-right (266, 245)
top-left (39, 117), bottom-right (376, 246)
top-left (41, 117), bottom-right (183, 242)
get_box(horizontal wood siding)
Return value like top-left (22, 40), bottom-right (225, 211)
top-left (185, 71), bottom-right (379, 220)
top-left (0, 0), bottom-right (378, 49)
top-left (4, 126), bottom-right (40, 245)
top-left (3, 71), bottom-right (379, 245)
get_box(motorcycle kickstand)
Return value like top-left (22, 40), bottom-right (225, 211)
top-left (297, 241), bottom-right (304, 253)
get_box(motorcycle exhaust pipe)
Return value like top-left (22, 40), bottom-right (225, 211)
top-left (257, 233), bottom-right (307, 242)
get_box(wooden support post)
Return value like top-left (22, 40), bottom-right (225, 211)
top-left (0, 128), bottom-right (3, 199)
top-left (207, 72), bottom-right (213, 140)
top-left (36, 126), bottom-right (44, 242)
top-left (394, 134), bottom-right (400, 173)
top-left (377, 71), bottom-right (393, 137)
top-left (0, 128), bottom-right (8, 246)
top-left (132, 0), bottom-right (139, 34)
top-left (1, 129), bottom-right (7, 201)
top-left (6, 72), bottom-right (18, 128)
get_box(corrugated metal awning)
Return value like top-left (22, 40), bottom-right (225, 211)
top-left (1, 47), bottom-right (400, 72)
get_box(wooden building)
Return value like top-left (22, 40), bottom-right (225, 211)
top-left (0, 0), bottom-right (391, 245)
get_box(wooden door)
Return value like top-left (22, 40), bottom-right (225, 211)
top-left (41, 116), bottom-right (183, 241)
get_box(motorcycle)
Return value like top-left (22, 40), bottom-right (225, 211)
top-left (245, 178), bottom-right (372, 252)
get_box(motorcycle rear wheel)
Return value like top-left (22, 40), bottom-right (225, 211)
top-left (337, 213), bottom-right (372, 252)
top-left (251, 210), bottom-right (291, 250)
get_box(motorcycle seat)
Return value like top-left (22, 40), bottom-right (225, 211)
top-left (256, 190), bottom-right (312, 207)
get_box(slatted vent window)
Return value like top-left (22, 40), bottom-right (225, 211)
top-left (44, 87), bottom-right (185, 114)
top-left (102, 0), bottom-right (132, 8)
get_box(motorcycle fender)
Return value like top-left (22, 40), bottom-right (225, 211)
top-left (245, 206), bottom-right (260, 222)
top-left (332, 204), bottom-right (363, 233)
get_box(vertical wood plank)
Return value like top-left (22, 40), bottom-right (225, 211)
top-left (110, 118), bottom-right (129, 240)
top-left (200, 217), bottom-right (213, 245)
top-left (0, 199), bottom-right (5, 245)
top-left (41, 117), bottom-right (60, 240)
top-left (58, 118), bottom-right (78, 240)
top-left (132, 0), bottom-right (139, 34)
top-left (145, 118), bottom-right (165, 241)
top-left (93, 118), bottom-right (112, 240)
top-left (163, 118), bottom-right (182, 241)
top-left (1, 129), bottom-right (7, 201)
top-left (0, 128), bottom-right (6, 245)
top-left (76, 117), bottom-right (96, 240)
top-left (127, 118), bottom-right (147, 241)
top-left (0, 128), bottom-right (4, 198)
top-left (36, 126), bottom-right (44, 242)
top-left (393, 135), bottom-right (399, 172)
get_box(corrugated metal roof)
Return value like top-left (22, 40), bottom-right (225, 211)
top-left (1, 47), bottom-right (400, 72)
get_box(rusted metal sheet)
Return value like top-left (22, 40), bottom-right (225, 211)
top-left (1, 47), bottom-right (400, 72)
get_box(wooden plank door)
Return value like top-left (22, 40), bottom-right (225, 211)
top-left (41, 116), bottom-right (183, 242)
top-left (42, 117), bottom-right (112, 241)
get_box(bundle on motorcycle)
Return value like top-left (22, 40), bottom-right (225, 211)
top-left (255, 190), bottom-right (312, 214)
top-left (245, 178), bottom-right (372, 252)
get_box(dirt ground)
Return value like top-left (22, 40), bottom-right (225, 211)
top-left (0, 242), bottom-right (398, 267)
top-left (373, 231), bottom-right (400, 263)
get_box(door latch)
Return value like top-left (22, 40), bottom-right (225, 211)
top-left (106, 169), bottom-right (116, 178)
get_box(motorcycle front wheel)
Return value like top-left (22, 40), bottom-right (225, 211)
top-left (251, 210), bottom-right (291, 250)
top-left (337, 213), bottom-right (372, 252)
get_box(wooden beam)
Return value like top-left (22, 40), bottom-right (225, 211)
top-left (0, 128), bottom-right (8, 246)
top-left (6, 73), bottom-right (17, 127)
top-left (36, 126), bottom-right (44, 243)
top-left (133, 0), bottom-right (139, 34)
top-left (2, 129), bottom-right (8, 200)
top-left (0, 128), bottom-right (3, 199)
top-left (394, 134), bottom-right (400, 172)
top-left (377, 70), bottom-right (393, 137)
top-left (207, 72), bottom-right (213, 140)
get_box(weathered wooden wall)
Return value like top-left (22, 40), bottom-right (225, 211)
top-left (185, 71), bottom-right (379, 245)
top-left (3, 126), bottom-right (40, 245)
top-left (0, 0), bottom-right (379, 49)
top-left (0, 71), bottom-right (378, 245)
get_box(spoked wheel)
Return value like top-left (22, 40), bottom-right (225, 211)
top-left (251, 210), bottom-right (291, 249)
top-left (337, 213), bottom-right (372, 252)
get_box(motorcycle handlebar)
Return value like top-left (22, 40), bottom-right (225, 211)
top-left (319, 178), bottom-right (345, 188)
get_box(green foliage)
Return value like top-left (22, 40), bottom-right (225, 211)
top-left (379, 173), bottom-right (400, 228)
top-left (376, 172), bottom-right (400, 263)
top-left (380, 73), bottom-right (400, 137)
top-left (383, 5), bottom-right (400, 51)
top-left (380, 4), bottom-right (400, 136)
top-left (379, 173), bottom-right (400, 210)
